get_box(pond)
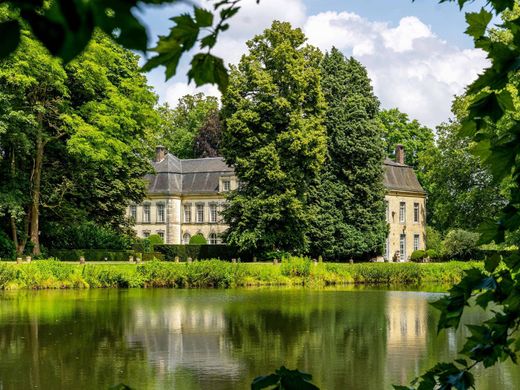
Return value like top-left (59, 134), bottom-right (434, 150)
top-left (0, 287), bottom-right (518, 389)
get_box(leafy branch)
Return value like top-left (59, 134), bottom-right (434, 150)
top-left (0, 0), bottom-right (255, 92)
top-left (401, 1), bottom-right (520, 388)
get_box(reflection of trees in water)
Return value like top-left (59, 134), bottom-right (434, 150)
top-left (223, 290), bottom-right (389, 390)
top-left (1, 289), bottom-right (518, 390)
top-left (0, 290), bottom-right (155, 390)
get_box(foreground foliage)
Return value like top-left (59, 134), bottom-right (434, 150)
top-left (0, 259), bottom-right (481, 290)
top-left (399, 1), bottom-right (520, 389)
top-left (251, 366), bottom-right (319, 390)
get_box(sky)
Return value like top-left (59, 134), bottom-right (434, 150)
top-left (137, 0), bottom-right (491, 128)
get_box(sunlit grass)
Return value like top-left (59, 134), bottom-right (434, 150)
top-left (0, 258), bottom-right (482, 290)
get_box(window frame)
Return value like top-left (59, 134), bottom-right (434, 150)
top-left (399, 201), bottom-right (406, 224)
top-left (223, 180), bottom-right (230, 192)
top-left (210, 203), bottom-right (218, 223)
top-left (196, 204), bottom-right (204, 223)
top-left (130, 205), bottom-right (137, 221)
top-left (157, 203), bottom-right (165, 223)
top-left (413, 234), bottom-right (420, 252)
top-left (209, 232), bottom-right (218, 245)
top-left (184, 204), bottom-right (192, 223)
top-left (400, 233), bottom-right (407, 260)
top-left (413, 202), bottom-right (420, 224)
top-left (143, 203), bottom-right (151, 223)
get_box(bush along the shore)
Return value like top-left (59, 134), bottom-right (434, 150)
top-left (0, 258), bottom-right (483, 290)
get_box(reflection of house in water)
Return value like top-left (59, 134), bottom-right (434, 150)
top-left (385, 292), bottom-right (429, 383)
top-left (126, 303), bottom-right (241, 379)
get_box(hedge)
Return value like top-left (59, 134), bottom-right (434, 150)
top-left (154, 244), bottom-right (248, 261)
top-left (49, 249), bottom-right (135, 262)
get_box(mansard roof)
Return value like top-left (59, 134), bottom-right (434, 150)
top-left (383, 158), bottom-right (425, 194)
top-left (147, 153), bottom-right (425, 195)
top-left (146, 154), bottom-right (233, 195)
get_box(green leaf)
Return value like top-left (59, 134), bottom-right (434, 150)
top-left (194, 7), bottom-right (213, 27)
top-left (169, 13), bottom-right (200, 50)
top-left (0, 20), bottom-right (21, 59)
top-left (188, 53), bottom-right (229, 92)
top-left (251, 374), bottom-right (279, 390)
top-left (485, 253), bottom-right (501, 273)
top-left (465, 8), bottom-right (492, 39)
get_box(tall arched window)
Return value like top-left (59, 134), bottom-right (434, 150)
top-left (209, 233), bottom-right (218, 245)
top-left (183, 233), bottom-right (191, 245)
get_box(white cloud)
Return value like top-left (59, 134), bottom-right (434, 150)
top-left (146, 1), bottom-right (489, 128)
top-left (302, 10), bottom-right (489, 127)
top-left (381, 16), bottom-right (433, 53)
top-left (157, 0), bottom-right (306, 107)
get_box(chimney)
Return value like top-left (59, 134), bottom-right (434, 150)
top-left (395, 144), bottom-right (404, 165)
top-left (395, 144), bottom-right (405, 165)
top-left (155, 145), bottom-right (166, 162)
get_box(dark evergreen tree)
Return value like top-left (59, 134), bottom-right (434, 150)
top-left (308, 48), bottom-right (387, 260)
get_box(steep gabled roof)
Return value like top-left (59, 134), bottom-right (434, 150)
top-left (383, 158), bottom-right (425, 194)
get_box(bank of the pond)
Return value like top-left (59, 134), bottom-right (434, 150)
top-left (0, 259), bottom-right (483, 290)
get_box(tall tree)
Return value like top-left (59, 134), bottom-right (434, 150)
top-left (0, 13), bottom-right (158, 255)
top-left (308, 48), bottom-right (387, 259)
top-left (419, 120), bottom-right (506, 233)
top-left (156, 93), bottom-right (218, 159)
top-left (221, 21), bottom-right (326, 255)
top-left (194, 110), bottom-right (222, 157)
top-left (379, 108), bottom-right (434, 169)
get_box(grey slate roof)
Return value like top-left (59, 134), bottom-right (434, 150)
top-left (147, 154), bottom-right (233, 195)
top-left (383, 158), bottom-right (425, 194)
top-left (147, 153), bottom-right (425, 195)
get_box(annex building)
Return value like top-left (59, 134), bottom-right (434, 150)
top-left (129, 145), bottom-right (426, 261)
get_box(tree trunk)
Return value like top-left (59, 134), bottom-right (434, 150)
top-left (29, 126), bottom-right (44, 256)
top-left (9, 149), bottom-right (21, 254)
top-left (10, 216), bottom-right (19, 254)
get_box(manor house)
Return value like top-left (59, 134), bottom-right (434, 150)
top-left (128, 145), bottom-right (426, 261)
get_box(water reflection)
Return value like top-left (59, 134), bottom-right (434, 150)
top-left (0, 288), bottom-right (518, 390)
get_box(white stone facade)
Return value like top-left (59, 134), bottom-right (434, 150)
top-left (129, 148), bottom-right (427, 260)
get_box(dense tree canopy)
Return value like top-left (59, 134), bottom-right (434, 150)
top-left (379, 108), bottom-right (434, 169)
top-left (0, 8), bottom-right (158, 255)
top-left (308, 48), bottom-right (386, 260)
top-left (419, 120), bottom-right (506, 233)
top-left (221, 21), bottom-right (326, 255)
top-left (156, 93), bottom-right (219, 159)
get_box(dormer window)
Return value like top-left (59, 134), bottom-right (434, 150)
top-left (223, 180), bottom-right (230, 191)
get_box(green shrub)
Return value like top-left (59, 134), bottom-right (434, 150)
top-left (0, 263), bottom-right (18, 288)
top-left (42, 221), bottom-right (132, 250)
top-left (263, 250), bottom-right (291, 261)
top-left (189, 233), bottom-right (207, 245)
top-left (426, 226), bottom-right (442, 252)
top-left (48, 249), bottom-right (134, 261)
top-left (426, 249), bottom-right (441, 261)
top-left (280, 257), bottom-right (311, 277)
top-left (410, 250), bottom-right (426, 262)
top-left (148, 234), bottom-right (163, 247)
top-left (0, 230), bottom-right (16, 260)
top-left (442, 229), bottom-right (480, 260)
top-left (155, 244), bottom-right (241, 261)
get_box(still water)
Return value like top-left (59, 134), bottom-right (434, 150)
top-left (0, 287), bottom-right (518, 389)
